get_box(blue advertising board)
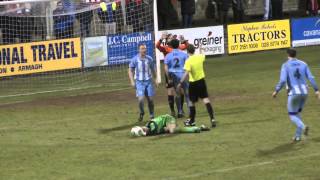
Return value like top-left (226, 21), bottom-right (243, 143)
top-left (107, 32), bottom-right (154, 65)
top-left (291, 17), bottom-right (320, 47)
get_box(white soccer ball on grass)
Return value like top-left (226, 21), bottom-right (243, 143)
top-left (130, 126), bottom-right (146, 137)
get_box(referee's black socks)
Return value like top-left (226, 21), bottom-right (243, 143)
top-left (205, 103), bottom-right (214, 120)
top-left (189, 106), bottom-right (196, 122)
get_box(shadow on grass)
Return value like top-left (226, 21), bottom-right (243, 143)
top-left (97, 121), bottom-right (144, 134)
top-left (148, 133), bottom-right (180, 141)
top-left (195, 107), bottom-right (249, 118)
top-left (148, 129), bottom-right (212, 141)
top-left (310, 136), bottom-right (320, 143)
top-left (217, 107), bottom-right (250, 116)
top-left (221, 118), bottom-right (274, 127)
top-left (257, 142), bottom-right (304, 157)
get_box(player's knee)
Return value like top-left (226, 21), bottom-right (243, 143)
top-left (147, 95), bottom-right (153, 100)
top-left (202, 98), bottom-right (210, 104)
top-left (138, 97), bottom-right (144, 102)
top-left (189, 101), bottom-right (194, 107)
top-left (167, 88), bottom-right (175, 95)
top-left (299, 123), bottom-right (305, 129)
top-left (180, 88), bottom-right (185, 94)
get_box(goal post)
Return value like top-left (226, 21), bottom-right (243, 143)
top-left (153, 0), bottom-right (161, 84)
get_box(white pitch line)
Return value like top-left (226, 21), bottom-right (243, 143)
top-left (0, 101), bottom-right (25, 106)
top-left (164, 152), bottom-right (320, 180)
top-left (0, 85), bottom-right (102, 98)
top-left (0, 85), bottom-right (131, 99)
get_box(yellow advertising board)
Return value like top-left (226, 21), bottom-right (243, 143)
top-left (227, 20), bottom-right (291, 54)
top-left (0, 38), bottom-right (82, 77)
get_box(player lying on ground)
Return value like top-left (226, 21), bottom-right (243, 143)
top-left (272, 48), bottom-right (320, 142)
top-left (130, 114), bottom-right (209, 137)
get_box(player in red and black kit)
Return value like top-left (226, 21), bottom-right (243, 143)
top-left (156, 33), bottom-right (189, 117)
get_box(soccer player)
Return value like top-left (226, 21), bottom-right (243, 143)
top-left (128, 44), bottom-right (158, 121)
top-left (156, 33), bottom-right (189, 117)
top-left (130, 114), bottom-right (210, 136)
top-left (178, 44), bottom-right (216, 128)
top-left (272, 48), bottom-right (320, 142)
top-left (156, 33), bottom-right (189, 56)
top-left (164, 39), bottom-right (190, 118)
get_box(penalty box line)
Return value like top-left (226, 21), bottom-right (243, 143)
top-left (0, 85), bottom-right (131, 99)
top-left (164, 152), bottom-right (320, 180)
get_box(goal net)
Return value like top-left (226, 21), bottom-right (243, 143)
top-left (0, 0), bottom-right (155, 97)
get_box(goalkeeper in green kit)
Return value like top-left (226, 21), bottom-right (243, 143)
top-left (130, 114), bottom-right (209, 137)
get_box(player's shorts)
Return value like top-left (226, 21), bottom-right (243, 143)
top-left (287, 94), bottom-right (308, 115)
top-left (169, 72), bottom-right (189, 89)
top-left (136, 79), bottom-right (155, 97)
top-left (165, 74), bottom-right (174, 88)
top-left (189, 78), bottom-right (209, 102)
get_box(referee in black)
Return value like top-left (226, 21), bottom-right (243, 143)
top-left (177, 44), bottom-right (216, 128)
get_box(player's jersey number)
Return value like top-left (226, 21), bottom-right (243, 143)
top-left (173, 57), bottom-right (180, 68)
top-left (294, 68), bottom-right (301, 79)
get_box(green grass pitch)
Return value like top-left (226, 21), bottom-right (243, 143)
top-left (1, 46), bottom-right (320, 180)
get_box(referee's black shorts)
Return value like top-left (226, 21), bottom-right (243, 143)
top-left (189, 78), bottom-right (209, 102)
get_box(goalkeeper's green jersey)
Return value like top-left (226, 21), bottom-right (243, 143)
top-left (146, 114), bottom-right (176, 135)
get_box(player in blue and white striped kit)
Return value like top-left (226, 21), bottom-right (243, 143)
top-left (272, 49), bottom-right (320, 142)
top-left (164, 39), bottom-right (190, 118)
top-left (128, 44), bottom-right (158, 121)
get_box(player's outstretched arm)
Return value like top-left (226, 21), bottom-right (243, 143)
top-left (156, 34), bottom-right (167, 52)
top-left (128, 68), bottom-right (135, 88)
top-left (272, 91), bottom-right (278, 98)
top-left (151, 67), bottom-right (159, 87)
top-left (305, 65), bottom-right (319, 99)
top-left (156, 40), bottom-right (166, 52)
top-left (273, 64), bottom-right (287, 98)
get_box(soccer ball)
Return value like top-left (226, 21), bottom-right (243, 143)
top-left (130, 126), bottom-right (146, 137)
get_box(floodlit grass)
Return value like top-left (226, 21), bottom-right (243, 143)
top-left (0, 46), bottom-right (320, 179)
